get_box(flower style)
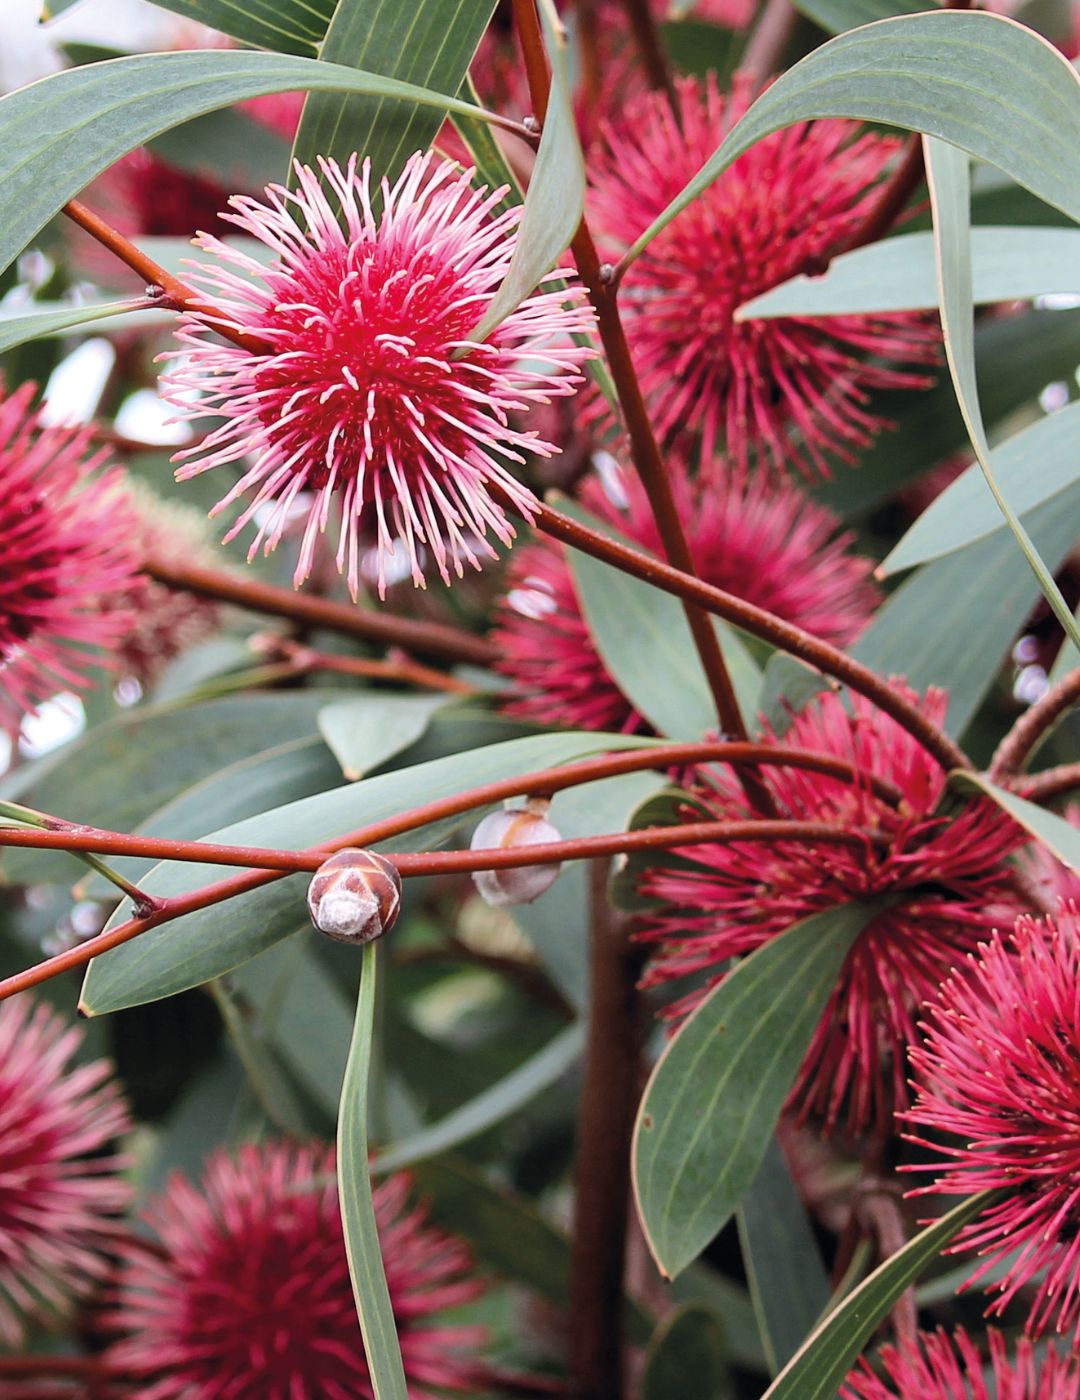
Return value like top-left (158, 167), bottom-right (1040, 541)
top-left (904, 908), bottom-right (1080, 1345)
top-left (638, 684), bottom-right (1023, 1133)
top-left (841, 1327), bottom-right (1080, 1399)
top-left (589, 74), bottom-right (939, 478)
top-left (108, 1142), bottom-right (487, 1398)
top-left (165, 153), bottom-right (594, 598)
top-left (494, 457), bottom-right (878, 732)
top-left (0, 384), bottom-right (142, 733)
top-left (0, 997), bottom-right (130, 1345)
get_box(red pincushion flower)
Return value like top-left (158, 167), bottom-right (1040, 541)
top-left (841, 1327), bottom-right (1080, 1399)
top-left (904, 908), bottom-right (1080, 1345)
top-left (0, 385), bottom-right (142, 733)
top-left (637, 684), bottom-right (1023, 1133)
top-left (108, 1142), bottom-right (487, 1399)
top-left (165, 153), bottom-right (594, 598)
top-left (0, 997), bottom-right (130, 1345)
top-left (494, 457), bottom-right (878, 732)
top-left (589, 74), bottom-right (939, 478)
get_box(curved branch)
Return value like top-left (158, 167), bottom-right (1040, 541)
top-left (990, 667), bottom-right (1080, 778)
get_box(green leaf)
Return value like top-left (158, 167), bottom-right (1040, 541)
top-left (761, 1194), bottom-right (992, 1400)
top-left (141, 0), bottom-right (334, 55)
top-left (624, 11), bottom-right (1080, 269)
top-left (374, 1022), bottom-right (583, 1172)
top-left (792, 0), bottom-right (929, 35)
top-left (79, 731), bottom-right (655, 1015)
top-left (633, 903), bottom-right (876, 1279)
top-left (738, 226), bottom-right (1080, 319)
top-left (1, 693), bottom-right (336, 886)
top-left (882, 401), bottom-right (1080, 575)
top-left (738, 1136), bottom-right (830, 1374)
top-left (208, 979), bottom-right (309, 1134)
top-left (0, 298), bottom-right (163, 351)
top-left (951, 774), bottom-right (1080, 872)
top-left (0, 50), bottom-right (503, 280)
top-left (642, 1306), bottom-right (731, 1400)
top-left (924, 136), bottom-right (1080, 655)
top-left (292, 0), bottom-right (495, 191)
top-left (671, 1267), bottom-right (767, 1373)
top-left (853, 476), bottom-right (1080, 737)
top-left (339, 944), bottom-right (408, 1399)
top-left (149, 108), bottom-right (292, 191)
top-left (470, 3), bottom-right (586, 341)
top-left (318, 694), bottom-right (454, 780)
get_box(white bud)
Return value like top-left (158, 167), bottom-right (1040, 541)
top-left (470, 801), bottom-right (563, 907)
top-left (307, 848), bottom-right (401, 944)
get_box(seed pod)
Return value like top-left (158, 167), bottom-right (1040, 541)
top-left (470, 800), bottom-right (562, 907)
top-left (306, 848), bottom-right (402, 944)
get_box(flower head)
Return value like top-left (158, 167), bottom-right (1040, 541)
top-left (0, 996), bottom-right (130, 1345)
top-left (109, 1142), bottom-right (486, 1399)
top-left (904, 907), bottom-right (1080, 1345)
top-left (494, 457), bottom-right (878, 732)
top-left (0, 385), bottom-right (142, 733)
top-left (637, 684), bottom-right (1022, 1133)
top-left (166, 153), bottom-right (594, 598)
top-left (589, 74), bottom-right (938, 477)
top-left (841, 1327), bottom-right (1080, 1399)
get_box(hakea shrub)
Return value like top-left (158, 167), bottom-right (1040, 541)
top-left (840, 1327), bottom-right (1080, 1399)
top-left (0, 384), bottom-right (142, 733)
top-left (904, 907), bottom-right (1080, 1346)
top-left (589, 73), bottom-right (939, 477)
top-left (164, 152), bottom-right (594, 599)
top-left (0, 997), bottom-right (130, 1345)
top-left (637, 684), bottom-right (1024, 1133)
top-left (494, 456), bottom-right (878, 731)
top-left (108, 1142), bottom-right (487, 1399)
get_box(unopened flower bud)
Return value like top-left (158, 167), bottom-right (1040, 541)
top-left (307, 848), bottom-right (401, 944)
top-left (470, 800), bottom-right (562, 907)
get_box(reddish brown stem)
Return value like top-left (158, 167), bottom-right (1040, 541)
top-left (267, 637), bottom-right (478, 695)
top-left (741, 0), bottom-right (798, 84)
top-left (1013, 762), bottom-right (1080, 805)
top-left (569, 860), bottom-right (640, 1399)
top-left (621, 0), bottom-right (676, 100)
top-left (0, 1358), bottom-right (111, 1379)
top-left (143, 554), bottom-right (496, 669)
top-left (990, 667), bottom-right (1080, 778)
top-left (832, 137), bottom-right (926, 262)
top-left (577, 0), bottom-right (603, 109)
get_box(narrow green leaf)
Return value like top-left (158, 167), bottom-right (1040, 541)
top-left (762, 1194), bottom-right (992, 1400)
top-left (292, 0), bottom-right (495, 190)
top-left (642, 1306), bottom-right (731, 1400)
top-left (738, 226), bottom-right (1080, 320)
top-left (318, 694), bottom-right (454, 780)
top-left (738, 1136), bottom-right (830, 1374)
top-left (924, 136), bottom-right (1080, 655)
top-left (374, 1022), bottom-right (583, 1173)
top-left (79, 731), bottom-right (655, 1014)
top-left (951, 775), bottom-right (1080, 872)
top-left (633, 903), bottom-right (876, 1279)
top-left (470, 3), bottom-right (585, 341)
top-left (140, 0), bottom-right (335, 55)
top-left (0, 50), bottom-right (503, 280)
top-left (624, 12), bottom-right (1080, 268)
top-left (339, 944), bottom-right (408, 1400)
top-left (882, 401), bottom-right (1080, 575)
top-left (0, 298), bottom-right (161, 350)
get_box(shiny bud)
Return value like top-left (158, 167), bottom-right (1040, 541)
top-left (306, 848), bottom-right (402, 944)
top-left (470, 799), bottom-right (562, 907)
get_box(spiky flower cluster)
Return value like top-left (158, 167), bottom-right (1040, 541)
top-left (166, 153), bottom-right (594, 598)
top-left (589, 75), bottom-right (938, 477)
top-left (638, 685), bottom-right (1022, 1132)
top-left (108, 1142), bottom-right (486, 1398)
top-left (841, 1327), bottom-right (1080, 1399)
top-left (0, 385), bottom-right (142, 733)
top-left (0, 997), bottom-right (130, 1344)
top-left (905, 908), bottom-right (1080, 1345)
top-left (495, 457), bottom-right (878, 731)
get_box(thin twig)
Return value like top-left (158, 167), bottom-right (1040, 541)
top-left (1013, 761), bottom-right (1080, 806)
top-left (740, 0), bottom-right (798, 84)
top-left (621, 0), bottom-right (676, 100)
top-left (990, 667), bottom-right (1080, 778)
top-left (265, 637), bottom-right (478, 695)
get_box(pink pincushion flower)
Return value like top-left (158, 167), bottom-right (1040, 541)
top-left (108, 1142), bottom-right (487, 1399)
top-left (841, 1327), bottom-right (1080, 1399)
top-left (0, 997), bottom-right (130, 1345)
top-left (494, 457), bottom-right (879, 732)
top-left (638, 684), bottom-right (1023, 1133)
top-left (0, 385), bottom-right (142, 733)
top-left (589, 74), bottom-right (939, 478)
top-left (904, 907), bottom-right (1080, 1346)
top-left (165, 153), bottom-right (594, 598)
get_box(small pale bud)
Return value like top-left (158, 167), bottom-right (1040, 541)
top-left (470, 800), bottom-right (562, 907)
top-left (307, 848), bottom-right (402, 944)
